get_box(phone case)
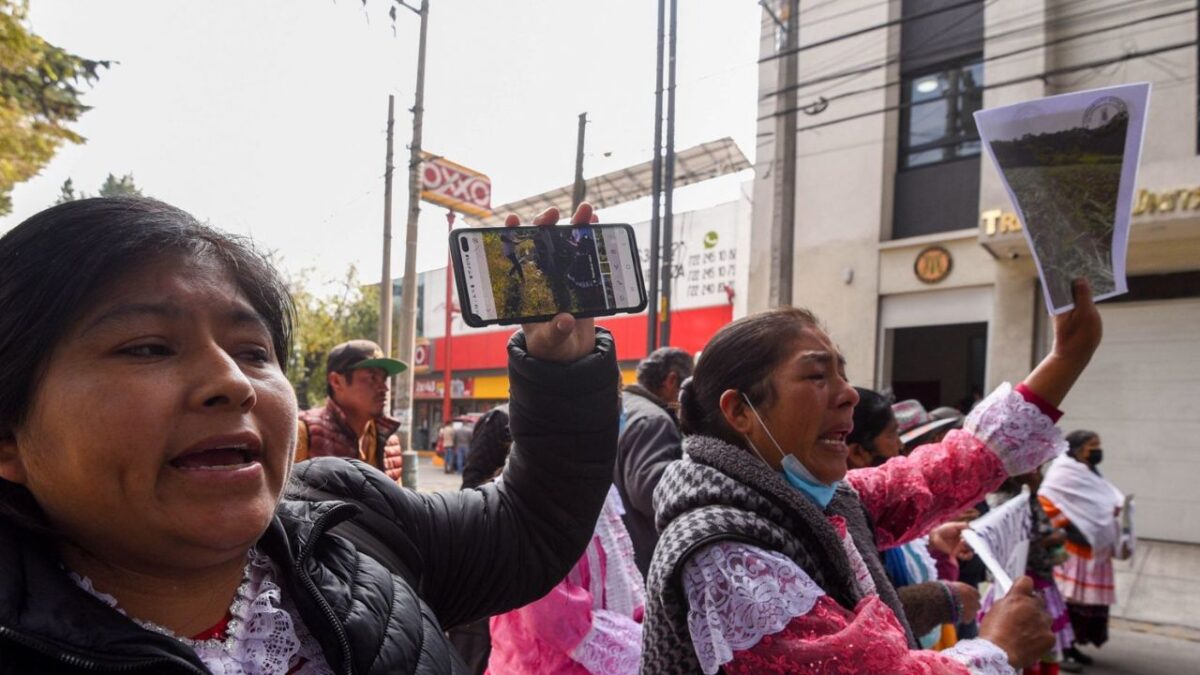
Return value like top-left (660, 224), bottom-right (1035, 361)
top-left (448, 224), bottom-right (648, 328)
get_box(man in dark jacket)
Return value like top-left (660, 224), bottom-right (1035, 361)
top-left (615, 347), bottom-right (693, 575)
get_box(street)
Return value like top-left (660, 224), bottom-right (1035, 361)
top-left (414, 452), bottom-right (465, 493)
top-left (1081, 622), bottom-right (1200, 675)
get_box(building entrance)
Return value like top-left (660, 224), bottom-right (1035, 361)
top-left (889, 322), bottom-right (987, 413)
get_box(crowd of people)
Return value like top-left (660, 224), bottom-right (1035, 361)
top-left (0, 198), bottom-right (1130, 675)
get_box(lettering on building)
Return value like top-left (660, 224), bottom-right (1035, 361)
top-left (1132, 187), bottom-right (1200, 216)
top-left (980, 209), bottom-right (1022, 236)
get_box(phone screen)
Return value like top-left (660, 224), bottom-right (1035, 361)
top-left (452, 224), bottom-right (646, 326)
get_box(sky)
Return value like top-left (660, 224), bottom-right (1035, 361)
top-left (4, 0), bottom-right (762, 290)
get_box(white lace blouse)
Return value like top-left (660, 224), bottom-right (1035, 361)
top-left (71, 549), bottom-right (334, 675)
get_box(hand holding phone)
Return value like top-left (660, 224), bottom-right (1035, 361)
top-left (511, 204), bottom-right (598, 364)
top-left (451, 203), bottom-right (647, 347)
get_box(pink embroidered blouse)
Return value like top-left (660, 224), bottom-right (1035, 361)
top-left (681, 383), bottom-right (1067, 675)
top-left (486, 487), bottom-right (645, 675)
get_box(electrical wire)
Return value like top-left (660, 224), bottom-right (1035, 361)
top-left (760, 0), bottom-right (981, 63)
top-left (760, 4), bottom-right (1197, 121)
top-left (762, 0), bottom-right (1188, 101)
top-left (784, 38), bottom-right (1196, 135)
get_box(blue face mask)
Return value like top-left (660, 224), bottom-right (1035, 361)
top-left (741, 394), bottom-right (840, 509)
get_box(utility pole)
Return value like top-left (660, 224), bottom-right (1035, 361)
top-left (442, 210), bottom-right (455, 428)
top-left (770, 0), bottom-right (799, 307)
top-left (660, 0), bottom-right (678, 346)
top-left (394, 0), bottom-right (429, 489)
top-left (647, 0), bottom-right (666, 354)
top-left (380, 95), bottom-right (396, 365)
top-left (572, 112), bottom-right (587, 211)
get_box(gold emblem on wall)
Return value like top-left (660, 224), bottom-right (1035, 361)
top-left (914, 246), bottom-right (952, 284)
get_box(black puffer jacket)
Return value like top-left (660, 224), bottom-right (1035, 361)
top-left (0, 329), bottom-right (620, 674)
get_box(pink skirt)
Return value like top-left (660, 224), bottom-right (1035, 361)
top-left (1054, 554), bottom-right (1115, 606)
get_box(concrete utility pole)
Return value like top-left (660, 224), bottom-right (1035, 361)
top-left (380, 95), bottom-right (396, 366)
top-left (572, 112), bottom-right (587, 211)
top-left (770, 0), bottom-right (799, 307)
top-left (660, 0), bottom-right (678, 346)
top-left (394, 0), bottom-right (430, 489)
top-left (647, 0), bottom-right (666, 354)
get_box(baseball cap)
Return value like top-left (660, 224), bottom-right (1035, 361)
top-left (326, 340), bottom-right (407, 376)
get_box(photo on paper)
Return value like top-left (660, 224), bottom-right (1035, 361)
top-left (975, 83), bottom-right (1150, 314)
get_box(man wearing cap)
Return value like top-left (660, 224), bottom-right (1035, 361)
top-left (295, 339), bottom-right (409, 482)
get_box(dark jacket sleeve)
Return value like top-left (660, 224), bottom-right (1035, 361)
top-left (617, 411), bottom-right (682, 522)
top-left (291, 328), bottom-right (619, 630)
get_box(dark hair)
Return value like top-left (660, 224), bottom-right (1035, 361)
top-left (0, 197), bottom-right (294, 533)
top-left (679, 307), bottom-right (819, 445)
top-left (326, 369), bottom-right (356, 399)
top-left (1066, 429), bottom-right (1099, 456)
top-left (847, 387), bottom-right (894, 450)
top-left (636, 347), bottom-right (694, 393)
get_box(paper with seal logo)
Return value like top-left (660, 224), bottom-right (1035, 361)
top-left (974, 83), bottom-right (1150, 314)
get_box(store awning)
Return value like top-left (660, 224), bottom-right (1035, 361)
top-left (473, 137), bottom-right (751, 225)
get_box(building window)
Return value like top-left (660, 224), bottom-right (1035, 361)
top-left (900, 59), bottom-right (984, 169)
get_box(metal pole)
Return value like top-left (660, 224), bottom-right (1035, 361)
top-left (647, 0), bottom-right (665, 354)
top-left (660, 0), bottom-right (678, 346)
top-left (770, 0), bottom-right (799, 307)
top-left (442, 210), bottom-right (456, 428)
top-left (572, 112), bottom-right (588, 211)
top-left (380, 95), bottom-right (395, 360)
top-left (395, 0), bottom-right (429, 489)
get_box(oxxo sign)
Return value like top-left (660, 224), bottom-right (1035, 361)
top-left (419, 152), bottom-right (492, 219)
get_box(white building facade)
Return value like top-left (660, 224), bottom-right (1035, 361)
top-left (750, 0), bottom-right (1200, 543)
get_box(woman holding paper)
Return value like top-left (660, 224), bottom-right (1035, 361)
top-left (641, 279), bottom-right (1103, 674)
top-left (1039, 430), bottom-right (1126, 668)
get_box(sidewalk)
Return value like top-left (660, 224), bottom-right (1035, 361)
top-left (1082, 620), bottom-right (1200, 675)
top-left (1111, 539), bottom-right (1200, 631)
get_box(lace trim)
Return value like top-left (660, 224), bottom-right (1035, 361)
top-left (941, 638), bottom-right (1016, 675)
top-left (592, 486), bottom-right (645, 619)
top-left (682, 542), bottom-right (824, 675)
top-left (965, 382), bottom-right (1067, 476)
top-left (833, 519), bottom-right (877, 598)
top-left (570, 609), bottom-right (643, 675)
top-left (71, 550), bottom-right (333, 675)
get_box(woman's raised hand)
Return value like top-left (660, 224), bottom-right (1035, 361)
top-left (1024, 278), bottom-right (1103, 408)
top-left (510, 203), bottom-right (599, 364)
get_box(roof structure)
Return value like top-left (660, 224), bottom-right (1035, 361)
top-left (473, 137), bottom-right (751, 225)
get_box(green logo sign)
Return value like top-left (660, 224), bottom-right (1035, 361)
top-left (703, 231), bottom-right (719, 249)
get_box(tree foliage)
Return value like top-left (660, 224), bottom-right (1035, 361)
top-left (55, 172), bottom-right (143, 203)
top-left (286, 265), bottom-right (382, 409)
top-left (1, 0), bottom-right (108, 214)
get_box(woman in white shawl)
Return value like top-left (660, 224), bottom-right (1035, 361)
top-left (1038, 430), bottom-right (1127, 668)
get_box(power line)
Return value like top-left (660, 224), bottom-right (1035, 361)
top-left (760, 0), bottom-right (982, 64)
top-left (762, 0), bottom-right (1185, 101)
top-left (760, 5), bottom-right (1196, 121)
top-left (785, 38), bottom-right (1196, 135)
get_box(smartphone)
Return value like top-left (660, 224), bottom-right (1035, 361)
top-left (450, 224), bottom-right (647, 327)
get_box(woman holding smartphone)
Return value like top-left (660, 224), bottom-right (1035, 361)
top-left (0, 198), bottom-right (617, 675)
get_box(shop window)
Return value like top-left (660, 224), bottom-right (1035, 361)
top-left (900, 59), bottom-right (984, 169)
